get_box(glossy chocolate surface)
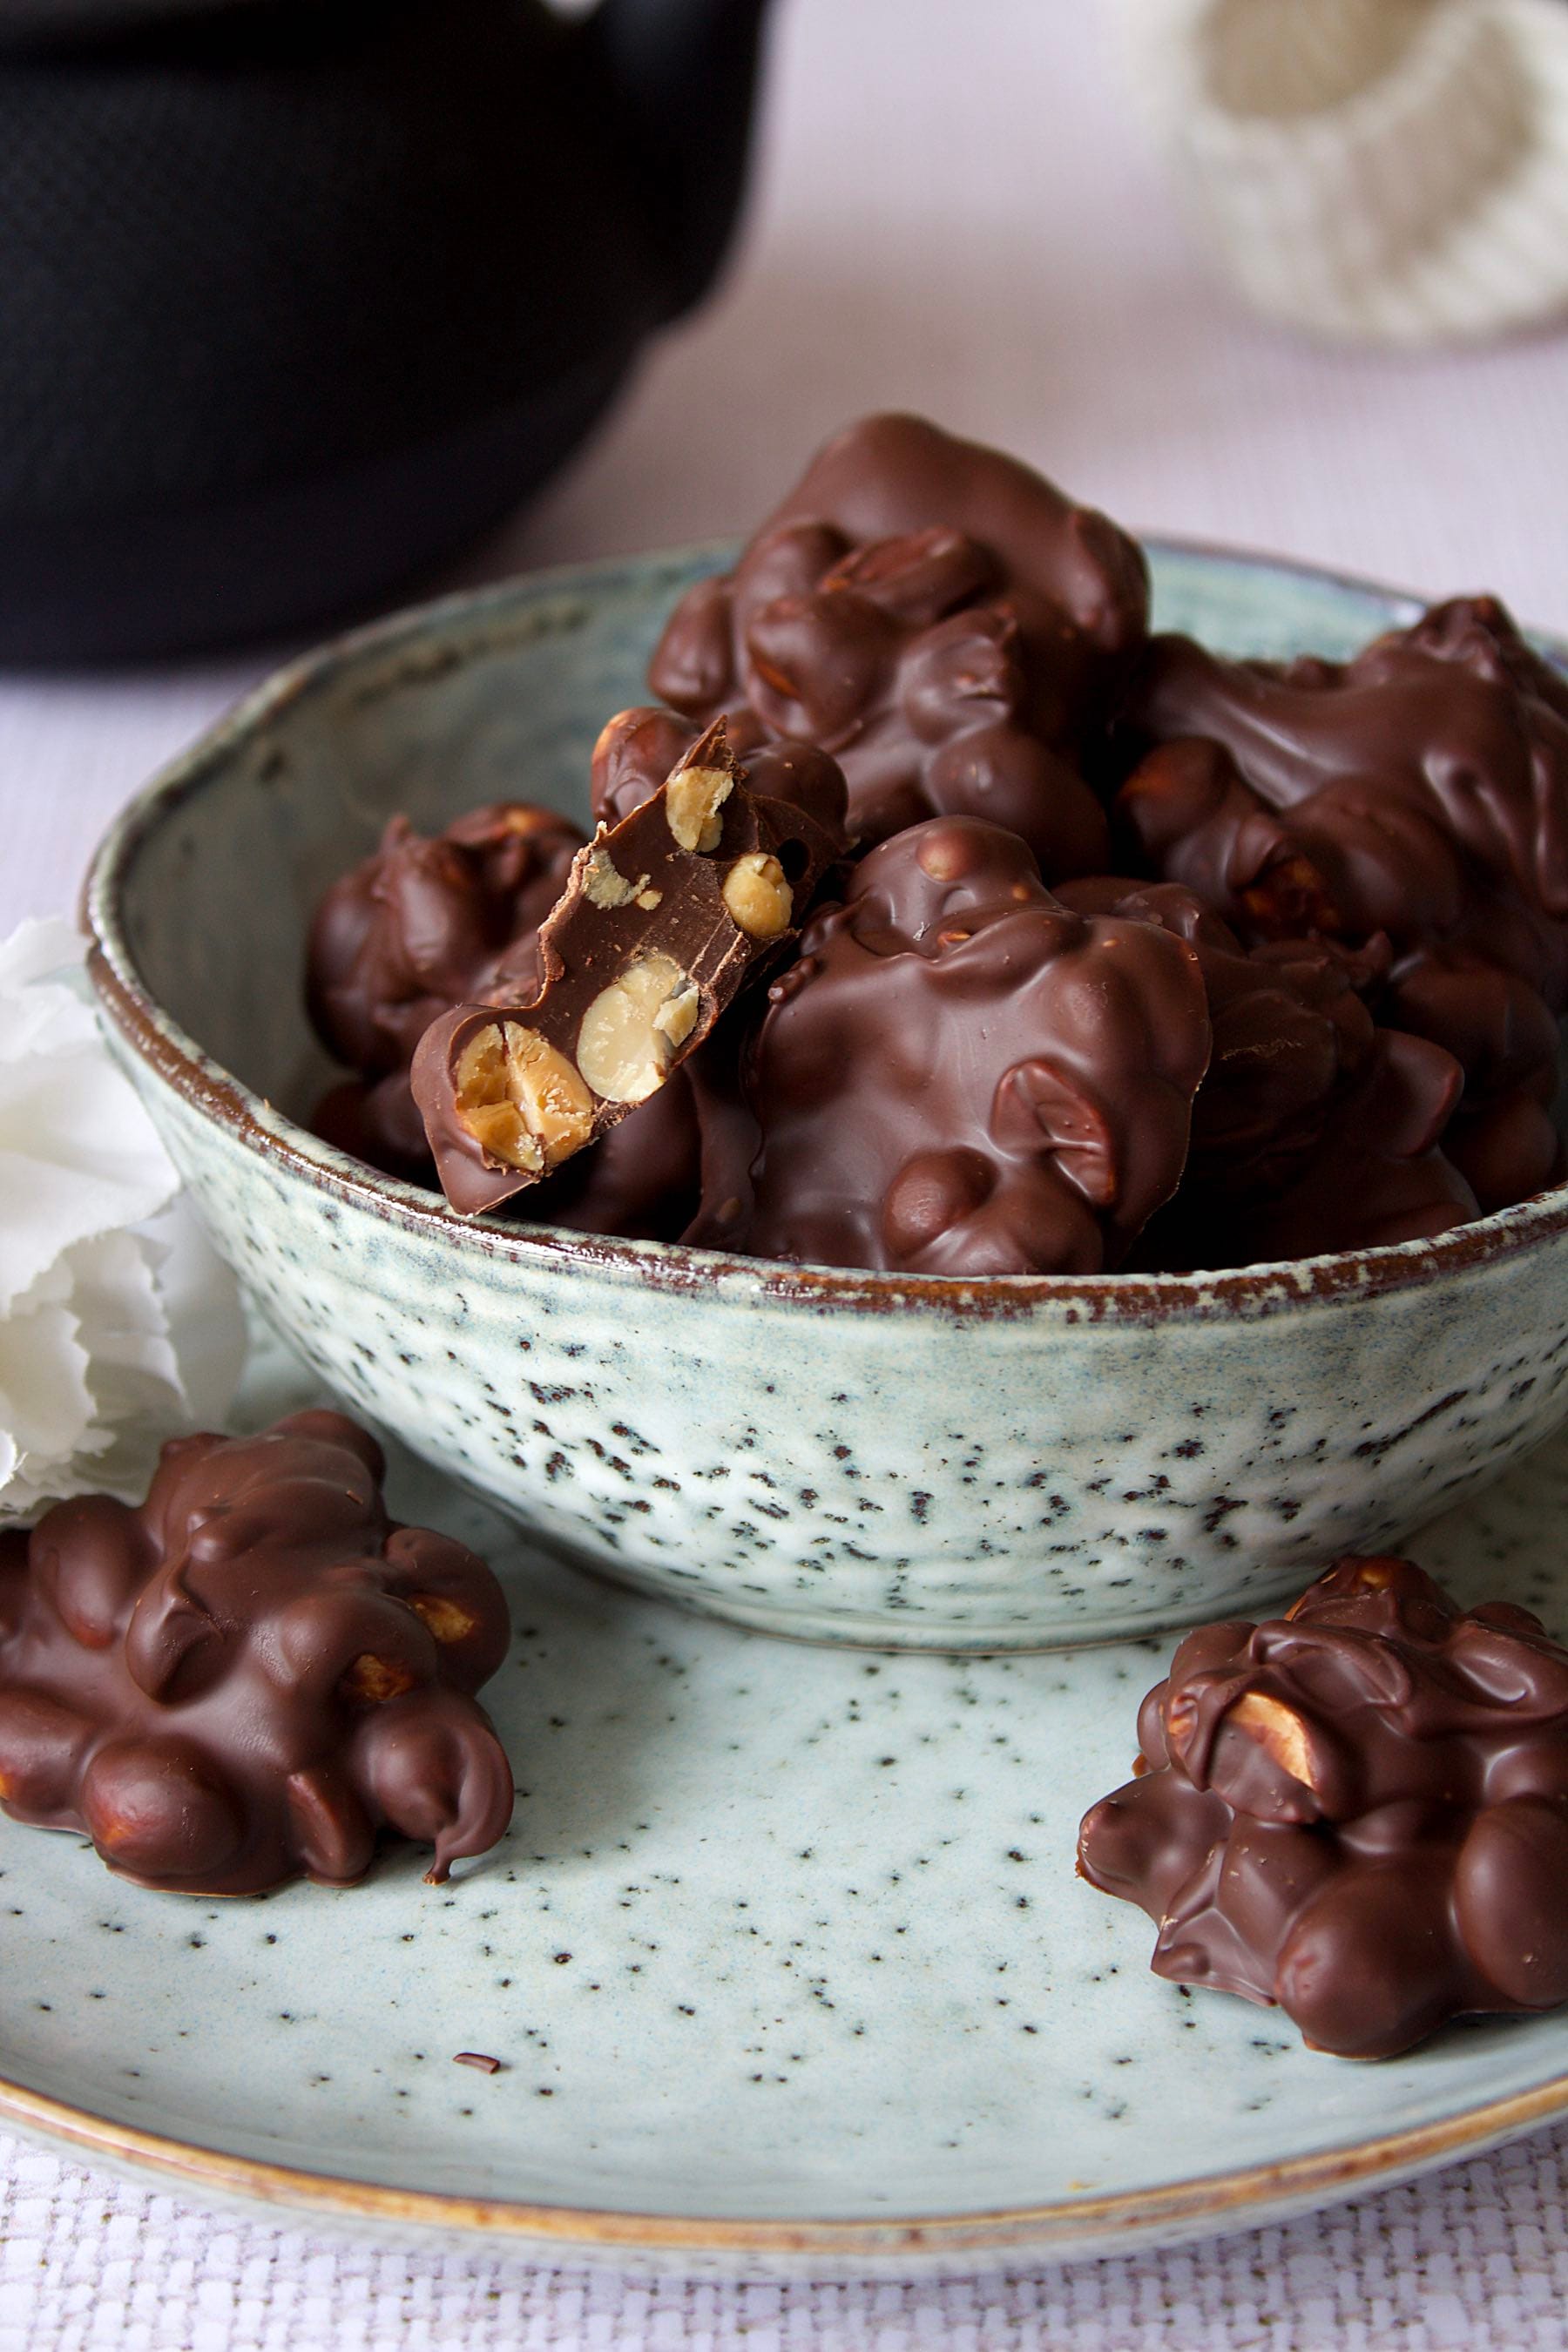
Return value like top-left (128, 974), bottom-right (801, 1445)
top-left (308, 801), bottom-right (586, 1084)
top-left (1120, 598), bottom-right (1568, 957)
top-left (1056, 879), bottom-right (1477, 1266)
top-left (305, 794), bottom-right (709, 1235)
top-left (687, 817), bottom-right (1209, 1274)
top-left (1078, 1556), bottom-right (1568, 2058)
top-left (305, 800), bottom-right (585, 1183)
top-left (1116, 597), bottom-right (1568, 1217)
top-left (412, 722), bottom-right (848, 1214)
top-left (647, 412), bottom-right (1146, 868)
top-left (0, 1413), bottom-right (514, 1896)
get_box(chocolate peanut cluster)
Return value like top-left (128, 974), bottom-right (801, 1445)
top-left (648, 411), bottom-right (1146, 870)
top-left (307, 798), bottom-right (708, 1237)
top-left (688, 818), bottom-right (1209, 1274)
top-left (1078, 1558), bottom-right (1568, 2058)
top-left (1116, 598), bottom-right (1568, 1213)
top-left (303, 412), bottom-right (1567, 1275)
top-left (309, 801), bottom-right (586, 1179)
top-left (0, 1413), bottom-right (514, 1894)
top-left (1053, 879), bottom-right (1477, 1266)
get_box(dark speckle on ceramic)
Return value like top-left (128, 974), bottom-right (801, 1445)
top-left (83, 543), bottom-right (1568, 1650)
top-left (3, 1334), bottom-right (1568, 2272)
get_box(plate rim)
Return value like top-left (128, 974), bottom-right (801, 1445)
top-left (2, 2051), bottom-right (1566, 2259)
top-left (50, 534), bottom-right (1568, 2259)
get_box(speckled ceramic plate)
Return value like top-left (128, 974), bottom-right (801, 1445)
top-left (4, 1337), bottom-right (1568, 2277)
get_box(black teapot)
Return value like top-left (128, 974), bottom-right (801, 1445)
top-left (0, 0), bottom-right (770, 662)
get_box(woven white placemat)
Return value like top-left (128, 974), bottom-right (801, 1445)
top-left (2, 2126), bottom-right (1567, 2351)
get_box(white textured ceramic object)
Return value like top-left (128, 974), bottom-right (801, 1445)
top-left (1116, 0), bottom-right (1568, 343)
top-left (83, 543), bottom-right (1568, 1652)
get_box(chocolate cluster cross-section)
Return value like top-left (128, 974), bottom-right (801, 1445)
top-left (412, 719), bottom-right (849, 1213)
top-left (0, 1412), bottom-right (514, 1895)
top-left (1078, 1557), bottom-right (1568, 2058)
top-left (688, 816), bottom-right (1211, 1274)
top-left (647, 411), bottom-right (1146, 871)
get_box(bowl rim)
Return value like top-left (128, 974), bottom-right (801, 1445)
top-left (82, 533), bottom-right (1568, 1327)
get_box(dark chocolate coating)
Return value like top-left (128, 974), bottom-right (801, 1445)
top-left (305, 797), bottom-right (707, 1236)
top-left (314, 1063), bottom-right (704, 1240)
top-left (308, 802), bottom-right (586, 1081)
top-left (1056, 879), bottom-right (1477, 1266)
top-left (0, 1413), bottom-right (514, 1896)
top-left (1078, 1556), bottom-right (1568, 2058)
top-left (413, 724), bottom-right (850, 1214)
top-left (646, 412), bottom-right (1146, 870)
top-left (1115, 598), bottom-right (1568, 1216)
top-left (305, 800), bottom-right (584, 1185)
top-left (1119, 598), bottom-right (1568, 963)
top-left (588, 703), bottom-right (853, 857)
top-left (687, 817), bottom-right (1210, 1275)
top-left (1380, 947), bottom-right (1564, 1213)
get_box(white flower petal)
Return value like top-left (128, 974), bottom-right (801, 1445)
top-left (0, 1284), bottom-right (99, 1514)
top-left (0, 918), bottom-right (247, 1522)
top-left (0, 917), bottom-right (88, 997)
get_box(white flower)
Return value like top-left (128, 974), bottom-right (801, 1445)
top-left (0, 918), bottom-right (246, 1521)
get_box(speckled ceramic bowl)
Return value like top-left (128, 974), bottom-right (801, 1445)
top-left (84, 542), bottom-right (1568, 1652)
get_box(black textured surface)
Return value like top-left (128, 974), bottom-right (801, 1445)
top-left (0, 0), bottom-right (769, 657)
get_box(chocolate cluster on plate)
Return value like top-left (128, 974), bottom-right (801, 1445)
top-left (0, 1412), bottom-right (514, 1895)
top-left (303, 411), bottom-right (1568, 1275)
top-left (1078, 1557), bottom-right (1568, 2058)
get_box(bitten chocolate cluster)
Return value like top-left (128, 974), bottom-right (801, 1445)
top-left (0, 1412), bottom-right (514, 1895)
top-left (1077, 1557), bottom-right (1568, 2058)
top-left (305, 412), bottom-right (1568, 1274)
top-left (309, 801), bottom-right (585, 1179)
top-left (410, 719), bottom-right (848, 1213)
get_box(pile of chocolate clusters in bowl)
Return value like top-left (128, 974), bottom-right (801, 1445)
top-left (307, 412), bottom-right (1568, 1278)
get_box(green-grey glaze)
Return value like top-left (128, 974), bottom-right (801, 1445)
top-left (3, 1331), bottom-right (1568, 2274)
top-left (84, 543), bottom-right (1568, 1648)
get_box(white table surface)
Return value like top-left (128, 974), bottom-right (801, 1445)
top-left (5, 3), bottom-right (1568, 2343)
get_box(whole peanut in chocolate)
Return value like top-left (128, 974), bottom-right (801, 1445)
top-left (1078, 1557), bottom-right (1568, 2058)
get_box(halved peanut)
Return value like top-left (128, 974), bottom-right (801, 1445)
top-left (408, 1594), bottom-right (478, 1645)
top-left (1227, 1691), bottom-right (1316, 1789)
top-left (666, 763), bottom-right (733, 854)
top-left (582, 839), bottom-right (649, 910)
top-left (341, 1654), bottom-right (417, 1705)
top-left (454, 1022), bottom-right (594, 1172)
top-left (577, 954), bottom-right (700, 1103)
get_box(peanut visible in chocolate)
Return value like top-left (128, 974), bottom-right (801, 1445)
top-left (1078, 1557), bottom-right (1568, 2058)
top-left (412, 720), bottom-right (848, 1213)
top-left (0, 1413), bottom-right (514, 1895)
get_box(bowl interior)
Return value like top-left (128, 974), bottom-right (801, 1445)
top-left (108, 540), bottom-right (1419, 1133)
